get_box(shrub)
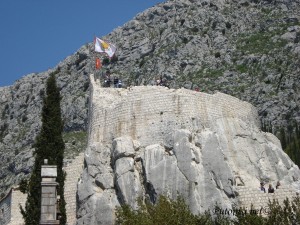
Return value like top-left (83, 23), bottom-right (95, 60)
top-left (117, 195), bottom-right (300, 225)
top-left (191, 27), bottom-right (199, 33)
top-left (183, 37), bottom-right (189, 44)
top-left (102, 57), bottom-right (110, 65)
top-left (212, 21), bottom-right (217, 29)
top-left (22, 115), bottom-right (28, 122)
top-left (116, 195), bottom-right (214, 225)
top-left (225, 22), bottom-right (232, 29)
top-left (215, 52), bottom-right (221, 58)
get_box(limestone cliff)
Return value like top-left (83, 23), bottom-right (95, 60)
top-left (76, 75), bottom-right (300, 224)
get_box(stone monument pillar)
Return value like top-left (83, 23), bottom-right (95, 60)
top-left (40, 159), bottom-right (60, 225)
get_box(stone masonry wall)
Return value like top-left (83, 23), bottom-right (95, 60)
top-left (88, 74), bottom-right (260, 146)
top-left (8, 189), bottom-right (26, 225)
top-left (64, 153), bottom-right (84, 225)
top-left (236, 185), bottom-right (298, 212)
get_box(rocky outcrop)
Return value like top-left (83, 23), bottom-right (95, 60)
top-left (76, 75), bottom-right (300, 224)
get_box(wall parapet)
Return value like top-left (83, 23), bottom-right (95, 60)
top-left (88, 77), bottom-right (260, 146)
top-left (236, 185), bottom-right (298, 210)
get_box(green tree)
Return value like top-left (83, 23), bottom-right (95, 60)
top-left (21, 71), bottom-right (66, 225)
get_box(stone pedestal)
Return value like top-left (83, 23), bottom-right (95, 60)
top-left (40, 164), bottom-right (59, 225)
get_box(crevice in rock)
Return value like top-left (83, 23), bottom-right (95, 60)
top-left (94, 180), bottom-right (105, 190)
top-left (140, 158), bottom-right (157, 204)
top-left (172, 151), bottom-right (191, 182)
top-left (145, 181), bottom-right (157, 204)
top-left (223, 188), bottom-right (236, 199)
top-left (76, 192), bottom-right (93, 216)
top-left (211, 171), bottom-right (221, 190)
top-left (114, 175), bottom-right (125, 205)
top-left (235, 134), bottom-right (248, 138)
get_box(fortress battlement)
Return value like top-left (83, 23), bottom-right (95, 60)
top-left (88, 74), bottom-right (260, 146)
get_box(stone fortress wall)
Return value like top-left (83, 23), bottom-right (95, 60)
top-left (86, 74), bottom-right (300, 216)
top-left (88, 74), bottom-right (260, 146)
top-left (7, 189), bottom-right (26, 225)
top-left (64, 153), bottom-right (84, 225)
top-left (236, 185), bottom-right (297, 212)
top-left (0, 152), bottom-right (84, 225)
top-left (0, 185), bottom-right (27, 225)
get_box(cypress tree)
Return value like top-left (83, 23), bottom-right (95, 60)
top-left (21, 71), bottom-right (66, 224)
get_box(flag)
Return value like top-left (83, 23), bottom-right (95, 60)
top-left (94, 37), bottom-right (116, 58)
top-left (95, 58), bottom-right (102, 69)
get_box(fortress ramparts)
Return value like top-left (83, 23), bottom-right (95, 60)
top-left (88, 74), bottom-right (260, 146)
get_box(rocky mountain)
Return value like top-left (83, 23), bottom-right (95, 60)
top-left (106, 0), bottom-right (300, 128)
top-left (0, 0), bottom-right (300, 195)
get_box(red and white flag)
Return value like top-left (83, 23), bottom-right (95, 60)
top-left (94, 37), bottom-right (116, 58)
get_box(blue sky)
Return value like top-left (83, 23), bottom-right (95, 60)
top-left (0, 0), bottom-right (165, 87)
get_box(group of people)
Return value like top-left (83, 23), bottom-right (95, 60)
top-left (155, 76), bottom-right (168, 87)
top-left (260, 181), bottom-right (281, 193)
top-left (103, 70), bottom-right (122, 88)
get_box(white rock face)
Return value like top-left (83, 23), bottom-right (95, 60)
top-left (76, 75), bottom-right (300, 224)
